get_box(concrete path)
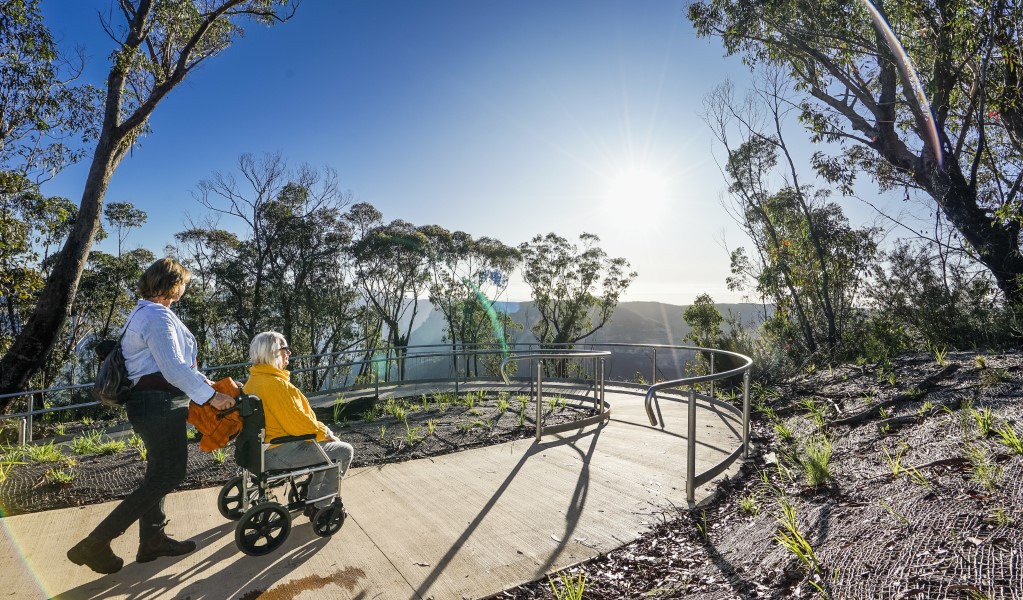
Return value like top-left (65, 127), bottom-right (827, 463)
top-left (0, 388), bottom-right (745, 599)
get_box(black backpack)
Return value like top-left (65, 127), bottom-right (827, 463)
top-left (92, 307), bottom-right (146, 407)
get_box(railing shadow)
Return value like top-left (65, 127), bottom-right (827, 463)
top-left (413, 422), bottom-right (605, 598)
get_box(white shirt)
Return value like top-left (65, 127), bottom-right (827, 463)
top-left (121, 299), bottom-right (215, 404)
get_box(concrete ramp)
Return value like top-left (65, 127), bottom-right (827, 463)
top-left (0, 389), bottom-right (744, 599)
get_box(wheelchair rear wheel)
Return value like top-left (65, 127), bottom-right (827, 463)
top-left (217, 474), bottom-right (260, 520)
top-left (235, 503), bottom-right (292, 556)
top-left (311, 499), bottom-right (346, 537)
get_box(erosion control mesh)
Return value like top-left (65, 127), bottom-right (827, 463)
top-left (0, 443), bottom-right (236, 516)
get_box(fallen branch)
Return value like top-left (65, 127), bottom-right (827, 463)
top-left (832, 364), bottom-right (960, 427)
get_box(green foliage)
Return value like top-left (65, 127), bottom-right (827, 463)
top-left (800, 435), bottom-right (833, 488)
top-left (127, 433), bottom-right (147, 460)
top-left (519, 232), bottom-right (636, 349)
top-left (688, 0), bottom-right (1023, 315)
top-left (548, 570), bottom-right (587, 600)
top-left (211, 448), bottom-right (229, 464)
top-left (428, 231), bottom-right (521, 377)
top-left (425, 419), bottom-right (437, 436)
top-left (25, 441), bottom-right (63, 462)
top-left (739, 494), bottom-right (760, 516)
top-left (994, 423), bottom-right (1023, 454)
top-left (865, 243), bottom-right (1009, 352)
top-left (684, 294), bottom-right (724, 347)
top-left (965, 445), bottom-right (1002, 492)
top-left (773, 500), bottom-right (820, 574)
top-left (971, 407), bottom-right (995, 437)
top-left (705, 78), bottom-right (879, 361)
top-left (878, 500), bottom-right (909, 526)
top-left (68, 430), bottom-right (125, 456)
top-left (43, 466), bottom-right (75, 485)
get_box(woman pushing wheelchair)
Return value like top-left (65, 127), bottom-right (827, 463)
top-left (243, 332), bottom-right (354, 517)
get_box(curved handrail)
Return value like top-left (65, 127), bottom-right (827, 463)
top-left (499, 349), bottom-right (613, 441)
top-left (640, 345), bottom-right (753, 503)
top-left (642, 346), bottom-right (753, 426)
top-left (498, 349), bottom-right (612, 385)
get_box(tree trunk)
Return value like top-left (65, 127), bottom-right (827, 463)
top-left (918, 157), bottom-right (1023, 309)
top-left (0, 138), bottom-right (117, 408)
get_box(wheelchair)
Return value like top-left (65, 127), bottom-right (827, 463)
top-left (215, 393), bottom-right (347, 556)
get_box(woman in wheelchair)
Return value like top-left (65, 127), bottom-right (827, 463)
top-left (243, 332), bottom-right (354, 517)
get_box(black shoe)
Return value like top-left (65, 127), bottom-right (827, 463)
top-left (68, 537), bottom-right (123, 574)
top-left (136, 534), bottom-right (196, 563)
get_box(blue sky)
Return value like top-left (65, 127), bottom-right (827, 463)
top-left (41, 0), bottom-right (887, 305)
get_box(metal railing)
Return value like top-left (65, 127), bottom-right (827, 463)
top-left (1, 342), bottom-right (751, 468)
top-left (643, 346), bottom-right (753, 503)
top-left (499, 350), bottom-right (612, 441)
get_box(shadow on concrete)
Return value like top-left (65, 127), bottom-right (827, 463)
top-left (52, 517), bottom-right (338, 599)
top-left (413, 422), bottom-right (605, 598)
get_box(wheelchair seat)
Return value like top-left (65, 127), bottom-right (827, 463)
top-left (216, 393), bottom-right (347, 556)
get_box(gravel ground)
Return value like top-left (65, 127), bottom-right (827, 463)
top-left (504, 351), bottom-right (1023, 599)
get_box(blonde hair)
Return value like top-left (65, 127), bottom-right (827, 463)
top-left (250, 331), bottom-right (288, 368)
top-left (137, 258), bottom-right (191, 300)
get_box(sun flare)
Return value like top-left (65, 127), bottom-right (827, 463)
top-left (606, 167), bottom-right (667, 212)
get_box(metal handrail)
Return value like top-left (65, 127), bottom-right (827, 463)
top-left (1, 342), bottom-right (750, 459)
top-left (641, 345), bottom-right (753, 503)
top-left (499, 350), bottom-right (612, 441)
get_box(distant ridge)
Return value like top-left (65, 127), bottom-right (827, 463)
top-left (408, 300), bottom-right (770, 347)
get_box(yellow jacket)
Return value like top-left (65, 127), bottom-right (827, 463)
top-left (243, 364), bottom-right (330, 446)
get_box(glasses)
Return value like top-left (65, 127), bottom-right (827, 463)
top-left (279, 346), bottom-right (292, 355)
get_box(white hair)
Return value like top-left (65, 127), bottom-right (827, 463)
top-left (250, 331), bottom-right (288, 368)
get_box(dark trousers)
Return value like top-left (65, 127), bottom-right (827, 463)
top-left (90, 390), bottom-right (188, 543)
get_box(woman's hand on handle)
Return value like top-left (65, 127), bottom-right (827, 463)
top-left (209, 393), bottom-right (236, 411)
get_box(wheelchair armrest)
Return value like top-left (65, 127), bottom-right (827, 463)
top-left (269, 433), bottom-right (318, 445)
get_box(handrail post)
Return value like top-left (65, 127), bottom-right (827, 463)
top-left (600, 358), bottom-right (605, 412)
top-left (687, 386), bottom-right (697, 504)
top-left (27, 393), bottom-right (34, 443)
top-left (742, 369), bottom-right (751, 458)
top-left (652, 348), bottom-right (657, 385)
top-left (535, 360), bottom-right (543, 442)
top-left (374, 358), bottom-right (379, 398)
top-left (710, 353), bottom-right (715, 400)
top-left (592, 356), bottom-right (597, 402)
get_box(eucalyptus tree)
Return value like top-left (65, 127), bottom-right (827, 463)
top-left (0, 0), bottom-right (301, 403)
top-left (352, 216), bottom-right (437, 380)
top-left (0, 0), bottom-right (98, 390)
top-left (704, 75), bottom-right (879, 358)
top-left (428, 230), bottom-right (521, 376)
top-left (688, 0), bottom-right (1023, 313)
top-left (519, 232), bottom-right (636, 375)
top-left (182, 154), bottom-right (358, 367)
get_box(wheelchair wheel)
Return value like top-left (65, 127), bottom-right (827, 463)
top-left (311, 499), bottom-right (346, 537)
top-left (217, 474), bottom-right (260, 520)
top-left (235, 503), bottom-right (292, 556)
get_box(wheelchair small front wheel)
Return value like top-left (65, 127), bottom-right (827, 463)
top-left (236, 503), bottom-right (292, 556)
top-left (311, 499), bottom-right (347, 537)
top-left (218, 475), bottom-right (259, 520)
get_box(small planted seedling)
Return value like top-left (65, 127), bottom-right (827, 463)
top-left (211, 448), bottom-right (229, 464)
top-left (739, 494), bottom-right (760, 516)
top-left (548, 570), bottom-right (586, 600)
top-left (128, 433), bottom-right (147, 460)
top-left (44, 467), bottom-right (75, 485)
top-left (994, 422), bottom-right (1023, 454)
top-left (800, 435), bottom-right (833, 488)
top-left (971, 407), bottom-right (995, 437)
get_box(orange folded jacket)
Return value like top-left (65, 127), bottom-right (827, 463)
top-left (187, 377), bottom-right (244, 452)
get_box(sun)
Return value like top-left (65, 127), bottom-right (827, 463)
top-left (606, 167), bottom-right (667, 212)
